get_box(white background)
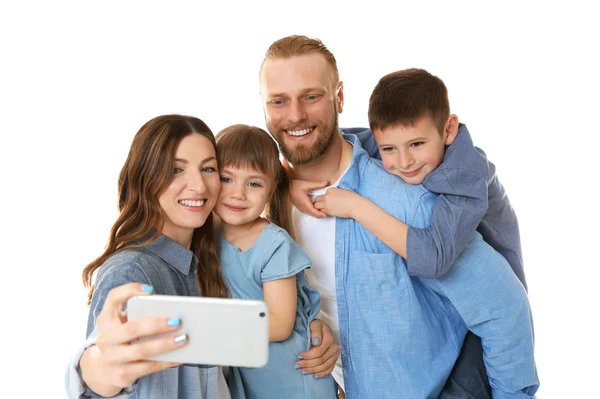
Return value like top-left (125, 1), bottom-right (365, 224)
top-left (1, 1), bottom-right (598, 397)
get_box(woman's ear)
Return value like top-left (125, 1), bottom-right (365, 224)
top-left (444, 114), bottom-right (459, 145)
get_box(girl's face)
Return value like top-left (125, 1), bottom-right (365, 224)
top-left (215, 165), bottom-right (274, 228)
top-left (158, 133), bottom-right (220, 246)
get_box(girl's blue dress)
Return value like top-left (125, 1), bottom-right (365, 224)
top-left (220, 223), bottom-right (336, 399)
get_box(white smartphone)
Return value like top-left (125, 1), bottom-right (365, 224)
top-left (127, 295), bottom-right (269, 367)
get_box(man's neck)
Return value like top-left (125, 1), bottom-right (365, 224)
top-left (291, 133), bottom-right (353, 184)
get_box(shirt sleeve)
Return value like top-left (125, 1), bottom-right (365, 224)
top-left (65, 332), bottom-right (98, 398)
top-left (66, 254), bottom-right (151, 398)
top-left (406, 167), bottom-right (489, 278)
top-left (420, 235), bottom-right (539, 397)
top-left (406, 125), bottom-right (492, 278)
top-left (64, 330), bottom-right (135, 398)
top-left (86, 255), bottom-right (151, 337)
top-left (260, 230), bottom-right (312, 282)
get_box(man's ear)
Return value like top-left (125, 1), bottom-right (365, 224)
top-left (444, 114), bottom-right (459, 145)
top-left (336, 81), bottom-right (344, 114)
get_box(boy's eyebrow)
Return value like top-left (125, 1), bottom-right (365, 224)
top-left (174, 156), bottom-right (217, 164)
top-left (377, 136), bottom-right (427, 147)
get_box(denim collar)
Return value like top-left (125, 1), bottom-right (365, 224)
top-left (143, 233), bottom-right (198, 276)
top-left (338, 131), bottom-right (371, 192)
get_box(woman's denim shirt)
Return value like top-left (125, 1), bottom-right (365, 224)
top-left (332, 133), bottom-right (538, 398)
top-left (65, 234), bottom-right (233, 399)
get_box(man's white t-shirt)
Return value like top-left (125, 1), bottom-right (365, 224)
top-left (293, 181), bottom-right (344, 390)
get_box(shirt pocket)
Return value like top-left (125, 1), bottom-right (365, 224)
top-left (345, 250), bottom-right (412, 360)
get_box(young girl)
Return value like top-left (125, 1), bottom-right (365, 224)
top-left (214, 125), bottom-right (337, 399)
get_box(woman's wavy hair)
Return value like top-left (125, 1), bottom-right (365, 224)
top-left (215, 124), bottom-right (295, 239)
top-left (82, 114), bottom-right (227, 305)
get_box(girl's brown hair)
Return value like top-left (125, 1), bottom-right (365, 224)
top-left (215, 124), bottom-right (295, 239)
top-left (82, 114), bottom-right (227, 305)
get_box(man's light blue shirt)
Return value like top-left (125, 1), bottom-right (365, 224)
top-left (333, 133), bottom-right (538, 398)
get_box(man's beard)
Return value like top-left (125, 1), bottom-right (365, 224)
top-left (279, 114), bottom-right (339, 166)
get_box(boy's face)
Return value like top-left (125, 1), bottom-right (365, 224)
top-left (373, 115), bottom-right (457, 185)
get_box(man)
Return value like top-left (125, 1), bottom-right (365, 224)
top-left (259, 35), bottom-right (538, 398)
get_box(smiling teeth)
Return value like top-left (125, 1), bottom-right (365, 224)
top-left (286, 128), bottom-right (312, 136)
top-left (179, 199), bottom-right (205, 207)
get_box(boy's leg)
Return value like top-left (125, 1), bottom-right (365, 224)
top-left (439, 332), bottom-right (492, 399)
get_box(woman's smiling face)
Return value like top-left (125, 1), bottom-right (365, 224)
top-left (158, 133), bottom-right (221, 246)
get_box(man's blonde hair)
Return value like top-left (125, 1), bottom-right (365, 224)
top-left (259, 35), bottom-right (339, 83)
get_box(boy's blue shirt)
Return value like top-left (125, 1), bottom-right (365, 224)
top-left (347, 124), bottom-right (527, 290)
top-left (332, 133), bottom-right (538, 398)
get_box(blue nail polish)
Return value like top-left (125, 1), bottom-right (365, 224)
top-left (313, 337), bottom-right (320, 345)
top-left (141, 284), bottom-right (153, 293)
top-left (168, 318), bottom-right (180, 327)
top-left (315, 375), bottom-right (321, 379)
top-left (297, 355), bottom-right (303, 360)
top-left (294, 364), bottom-right (300, 369)
top-left (174, 334), bottom-right (187, 343)
top-left (302, 370), bottom-right (308, 375)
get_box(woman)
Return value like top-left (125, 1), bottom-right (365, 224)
top-left (66, 115), bottom-right (338, 399)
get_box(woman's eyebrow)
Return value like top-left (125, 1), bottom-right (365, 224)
top-left (174, 156), bottom-right (217, 164)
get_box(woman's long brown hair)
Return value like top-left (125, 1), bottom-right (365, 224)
top-left (82, 115), bottom-right (227, 305)
top-left (215, 124), bottom-right (295, 239)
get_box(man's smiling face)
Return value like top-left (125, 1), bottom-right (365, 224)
top-left (260, 52), bottom-right (343, 165)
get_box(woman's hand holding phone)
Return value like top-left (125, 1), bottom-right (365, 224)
top-left (79, 283), bottom-right (186, 397)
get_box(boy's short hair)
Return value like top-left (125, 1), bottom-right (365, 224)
top-left (368, 68), bottom-right (450, 135)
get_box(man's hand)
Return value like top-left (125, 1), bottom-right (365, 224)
top-left (294, 319), bottom-right (340, 379)
top-left (314, 187), bottom-right (360, 219)
top-left (290, 179), bottom-right (329, 218)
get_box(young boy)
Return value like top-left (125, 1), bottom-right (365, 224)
top-left (291, 68), bottom-right (536, 396)
top-left (296, 68), bottom-right (527, 291)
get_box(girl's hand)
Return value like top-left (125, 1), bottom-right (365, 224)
top-left (294, 319), bottom-right (340, 379)
top-left (290, 179), bottom-right (329, 218)
top-left (80, 283), bottom-right (186, 396)
top-left (314, 188), bottom-right (359, 219)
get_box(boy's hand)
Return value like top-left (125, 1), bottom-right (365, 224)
top-left (314, 188), bottom-right (359, 219)
top-left (290, 179), bottom-right (329, 218)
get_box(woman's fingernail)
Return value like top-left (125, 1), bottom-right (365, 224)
top-left (297, 355), bottom-right (303, 360)
top-left (302, 370), bottom-right (308, 375)
top-left (141, 285), bottom-right (153, 293)
top-left (294, 365), bottom-right (300, 369)
top-left (313, 337), bottom-right (320, 345)
top-left (314, 375), bottom-right (321, 379)
top-left (174, 334), bottom-right (187, 343)
top-left (167, 318), bottom-right (180, 327)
